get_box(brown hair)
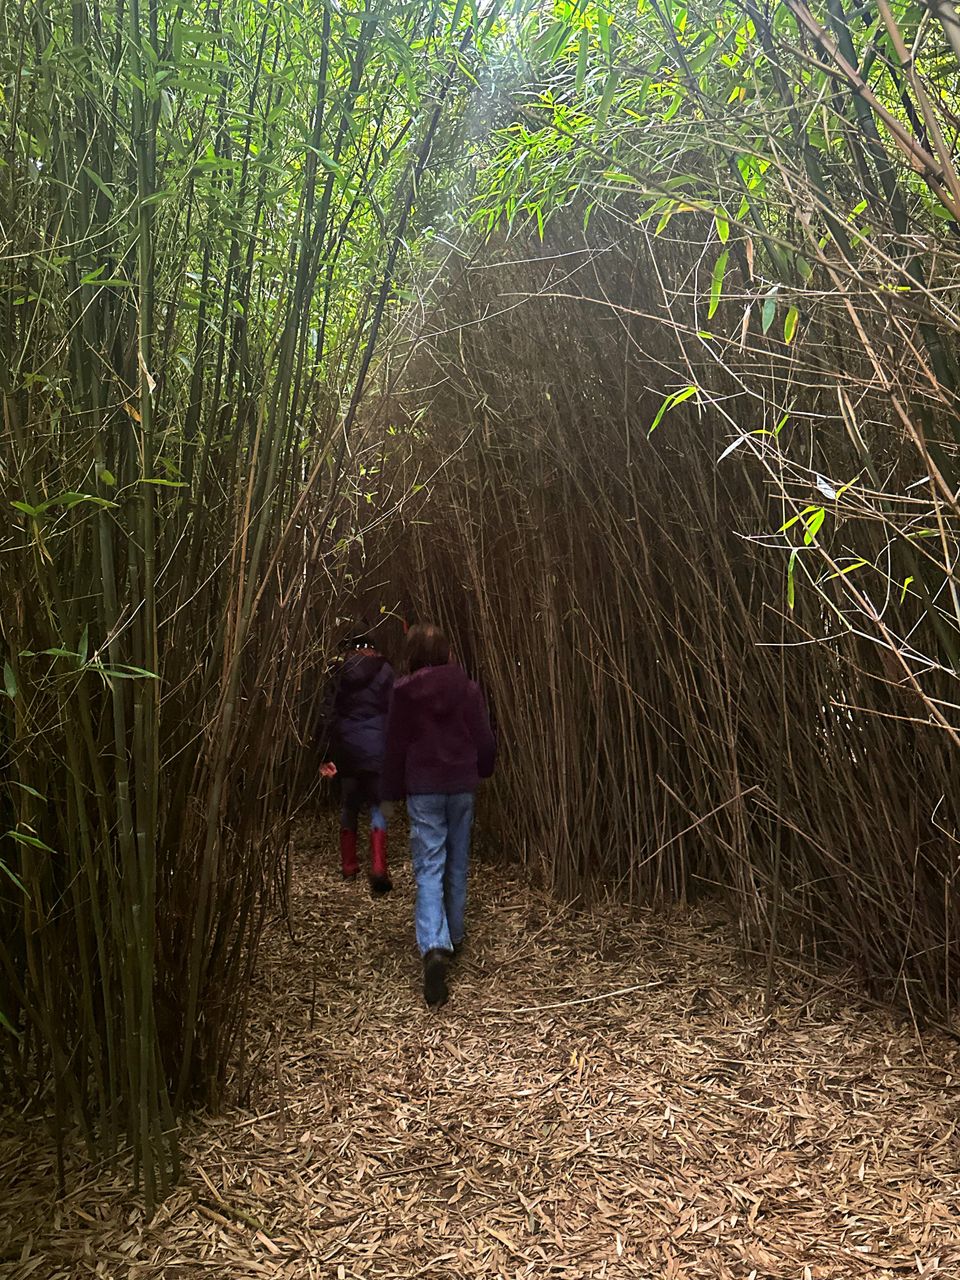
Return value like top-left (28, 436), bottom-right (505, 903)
top-left (405, 623), bottom-right (450, 672)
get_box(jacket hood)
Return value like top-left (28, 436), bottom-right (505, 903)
top-left (339, 650), bottom-right (388, 691)
top-left (401, 662), bottom-right (470, 712)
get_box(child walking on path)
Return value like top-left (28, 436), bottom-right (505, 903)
top-left (321, 635), bottom-right (395, 895)
top-left (380, 623), bottom-right (496, 1007)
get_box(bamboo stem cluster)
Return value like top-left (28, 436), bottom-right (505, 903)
top-left (383, 208), bottom-right (960, 1028)
top-left (0, 0), bottom-right (475, 1202)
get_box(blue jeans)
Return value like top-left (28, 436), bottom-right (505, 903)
top-left (407, 793), bottom-right (475, 955)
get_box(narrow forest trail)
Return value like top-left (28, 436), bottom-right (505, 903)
top-left (3, 819), bottom-right (960, 1280)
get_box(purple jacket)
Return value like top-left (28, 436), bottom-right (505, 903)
top-left (331, 650), bottom-right (394, 775)
top-left (380, 663), bottom-right (496, 800)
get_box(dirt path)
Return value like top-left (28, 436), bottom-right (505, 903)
top-left (3, 822), bottom-right (960, 1279)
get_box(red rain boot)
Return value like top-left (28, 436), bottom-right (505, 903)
top-left (339, 829), bottom-right (359, 880)
top-left (369, 828), bottom-right (393, 896)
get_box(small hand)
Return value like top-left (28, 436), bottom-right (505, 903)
top-left (320, 762), bottom-right (337, 779)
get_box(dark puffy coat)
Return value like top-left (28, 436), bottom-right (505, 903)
top-left (380, 663), bottom-right (496, 800)
top-left (332, 650), bottom-right (394, 775)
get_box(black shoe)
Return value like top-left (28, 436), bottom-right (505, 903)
top-left (451, 938), bottom-right (464, 957)
top-left (342, 871), bottom-right (358, 882)
top-left (369, 873), bottom-right (393, 896)
top-left (423, 949), bottom-right (449, 1007)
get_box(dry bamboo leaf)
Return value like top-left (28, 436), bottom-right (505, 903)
top-left (2, 838), bottom-right (960, 1279)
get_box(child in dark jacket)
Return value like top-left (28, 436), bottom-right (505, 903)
top-left (380, 623), bottom-right (496, 1007)
top-left (322, 636), bottom-right (395, 894)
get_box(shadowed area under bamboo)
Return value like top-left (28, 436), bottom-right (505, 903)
top-left (3, 819), bottom-right (959, 1279)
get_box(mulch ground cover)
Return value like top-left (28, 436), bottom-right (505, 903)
top-left (3, 818), bottom-right (959, 1278)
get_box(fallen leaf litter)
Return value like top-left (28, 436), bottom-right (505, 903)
top-left (2, 819), bottom-right (959, 1278)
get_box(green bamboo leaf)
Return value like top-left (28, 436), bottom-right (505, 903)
top-left (761, 287), bottom-right (778, 335)
top-left (596, 67), bottom-right (619, 127)
top-left (7, 781), bottom-right (44, 799)
top-left (35, 492), bottom-right (118, 512)
top-left (784, 305), bottom-right (799, 344)
top-left (662, 91), bottom-right (683, 123)
top-left (98, 664), bottom-right (159, 679)
top-left (708, 250), bottom-right (728, 320)
top-left (715, 209), bottom-right (729, 244)
top-left (3, 662), bottom-right (15, 700)
top-left (0, 860), bottom-right (28, 894)
top-left (546, 20), bottom-right (573, 60)
top-left (81, 166), bottom-right (116, 205)
top-left (787, 548), bottom-right (798, 610)
top-left (827, 559), bottom-right (868, 580)
top-left (315, 150), bottom-right (346, 178)
top-left (193, 157), bottom-right (241, 172)
top-left (803, 507), bottom-right (825, 545)
top-left (5, 830), bottom-right (56, 853)
top-left (655, 202), bottom-right (676, 235)
top-left (779, 505), bottom-right (817, 533)
top-left (649, 385), bottom-right (698, 434)
top-left (80, 266), bottom-right (134, 287)
top-left (576, 31), bottom-right (589, 91)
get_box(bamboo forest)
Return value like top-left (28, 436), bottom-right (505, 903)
top-left (2, 0), bottom-right (960, 1273)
